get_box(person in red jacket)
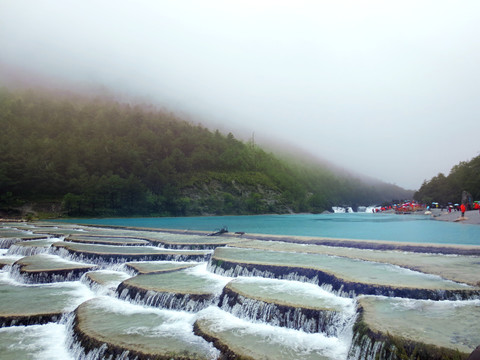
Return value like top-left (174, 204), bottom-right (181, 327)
top-left (460, 203), bottom-right (466, 217)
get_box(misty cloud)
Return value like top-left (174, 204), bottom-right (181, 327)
top-left (1, 0), bottom-right (479, 189)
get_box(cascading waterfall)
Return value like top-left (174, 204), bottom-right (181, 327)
top-left (208, 261), bottom-right (355, 298)
top-left (347, 332), bottom-right (395, 360)
top-left (0, 238), bottom-right (23, 249)
top-left (65, 311), bottom-right (111, 360)
top-left (7, 244), bottom-right (52, 256)
top-left (9, 263), bottom-right (92, 284)
top-left (219, 291), bottom-right (355, 337)
top-left (116, 285), bottom-right (218, 312)
top-left (49, 245), bottom-right (212, 266)
top-left (6, 237), bottom-right (63, 256)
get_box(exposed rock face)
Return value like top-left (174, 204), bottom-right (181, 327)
top-left (12, 255), bottom-right (96, 283)
top-left (468, 346), bottom-right (480, 360)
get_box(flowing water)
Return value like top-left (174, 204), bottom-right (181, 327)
top-left (1, 216), bottom-right (479, 359)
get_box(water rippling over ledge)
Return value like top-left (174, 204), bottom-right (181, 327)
top-left (0, 219), bottom-right (479, 359)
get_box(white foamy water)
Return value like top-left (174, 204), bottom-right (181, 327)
top-left (332, 207), bottom-right (354, 213)
top-left (197, 306), bottom-right (351, 360)
top-left (81, 269), bottom-right (131, 296)
top-left (0, 254), bottom-right (23, 262)
top-left (76, 296), bottom-right (219, 358)
top-left (185, 262), bottom-right (233, 291)
top-left (0, 270), bottom-right (95, 312)
top-left (233, 276), bottom-right (355, 310)
top-left (0, 323), bottom-right (74, 360)
top-left (25, 253), bottom-right (94, 267)
top-left (91, 295), bottom-right (195, 318)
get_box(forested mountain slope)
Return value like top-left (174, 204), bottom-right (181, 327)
top-left (414, 155), bottom-right (480, 205)
top-left (0, 88), bottom-right (412, 217)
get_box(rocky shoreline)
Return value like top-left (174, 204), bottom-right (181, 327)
top-left (430, 209), bottom-right (480, 225)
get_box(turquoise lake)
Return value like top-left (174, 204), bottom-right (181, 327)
top-left (55, 213), bottom-right (480, 246)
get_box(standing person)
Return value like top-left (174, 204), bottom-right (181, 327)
top-left (460, 203), bottom-right (466, 217)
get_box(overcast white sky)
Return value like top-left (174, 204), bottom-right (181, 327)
top-left (1, 0), bottom-right (479, 190)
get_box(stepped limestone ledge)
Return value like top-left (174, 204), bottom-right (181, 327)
top-left (1, 310), bottom-right (62, 328)
top-left (64, 225), bottom-right (245, 249)
top-left (71, 297), bottom-right (218, 360)
top-left (0, 235), bottom-right (49, 249)
top-left (193, 307), bottom-right (345, 360)
top-left (7, 238), bottom-right (61, 257)
top-left (218, 278), bottom-right (355, 336)
top-left (209, 248), bottom-right (480, 300)
top-left (0, 255), bottom-right (20, 269)
top-left (348, 296), bottom-right (480, 360)
top-left (146, 235), bottom-right (243, 250)
top-left (64, 224), bottom-right (480, 255)
top-left (12, 254), bottom-right (96, 283)
top-left (116, 267), bottom-right (227, 312)
top-left (125, 261), bottom-right (197, 275)
top-left (233, 239), bottom-right (480, 286)
top-left (64, 234), bottom-right (151, 246)
top-left (0, 279), bottom-right (90, 327)
top-left (215, 232), bottom-right (480, 256)
top-left (51, 241), bottom-right (211, 264)
top-left (83, 270), bottom-right (131, 295)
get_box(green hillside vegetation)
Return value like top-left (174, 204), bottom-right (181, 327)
top-left (0, 88), bottom-right (411, 218)
top-left (414, 155), bottom-right (480, 205)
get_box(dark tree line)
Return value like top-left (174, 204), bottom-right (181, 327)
top-left (0, 88), bottom-right (412, 217)
top-left (414, 156), bottom-right (480, 205)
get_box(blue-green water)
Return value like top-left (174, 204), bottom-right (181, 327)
top-left (54, 213), bottom-right (480, 246)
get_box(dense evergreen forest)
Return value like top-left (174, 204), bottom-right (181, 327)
top-left (0, 87), bottom-right (412, 218)
top-left (414, 155), bottom-right (480, 205)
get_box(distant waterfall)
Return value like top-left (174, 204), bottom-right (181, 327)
top-left (332, 207), bottom-right (354, 213)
